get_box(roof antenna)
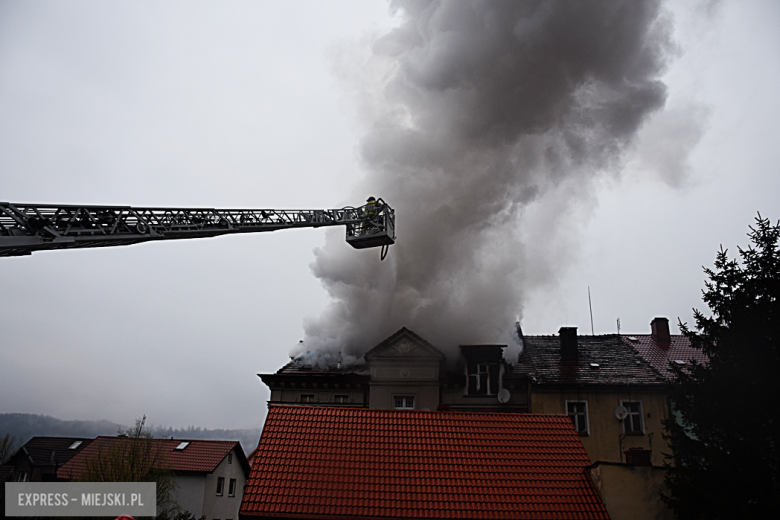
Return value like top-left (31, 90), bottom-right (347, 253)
top-left (588, 286), bottom-right (595, 335)
top-left (617, 318), bottom-right (621, 335)
top-left (337, 351), bottom-right (342, 369)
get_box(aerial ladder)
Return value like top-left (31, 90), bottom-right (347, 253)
top-left (0, 198), bottom-right (395, 259)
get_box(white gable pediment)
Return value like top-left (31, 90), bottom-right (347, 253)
top-left (364, 328), bottom-right (445, 361)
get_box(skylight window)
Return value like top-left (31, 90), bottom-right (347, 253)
top-left (174, 441), bottom-right (190, 451)
top-left (589, 363), bottom-right (600, 368)
top-left (68, 441), bottom-right (82, 450)
top-left (674, 360), bottom-right (687, 365)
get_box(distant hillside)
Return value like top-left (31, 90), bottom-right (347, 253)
top-left (0, 414), bottom-right (260, 454)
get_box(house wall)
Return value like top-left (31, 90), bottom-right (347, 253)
top-left (440, 387), bottom-right (528, 411)
top-left (368, 359), bottom-right (441, 410)
top-left (530, 388), bottom-right (668, 466)
top-left (9, 455), bottom-right (33, 482)
top-left (6, 454), bottom-right (53, 482)
top-left (588, 463), bottom-right (673, 520)
top-left (202, 448), bottom-right (247, 520)
top-left (271, 388), bottom-right (366, 406)
top-left (174, 474), bottom-right (206, 518)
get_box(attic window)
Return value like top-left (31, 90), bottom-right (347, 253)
top-left (467, 363), bottom-right (500, 396)
top-left (68, 441), bottom-right (82, 450)
top-left (174, 441), bottom-right (190, 451)
top-left (460, 345), bottom-right (504, 396)
top-left (394, 396), bottom-right (415, 410)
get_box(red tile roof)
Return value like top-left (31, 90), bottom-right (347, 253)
top-left (240, 405), bottom-right (609, 520)
top-left (622, 334), bottom-right (707, 378)
top-left (58, 437), bottom-right (241, 480)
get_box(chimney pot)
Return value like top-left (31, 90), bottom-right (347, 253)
top-left (651, 317), bottom-right (671, 349)
top-left (559, 327), bottom-right (578, 359)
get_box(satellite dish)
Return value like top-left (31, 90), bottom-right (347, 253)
top-left (615, 405), bottom-right (628, 421)
top-left (498, 388), bottom-right (511, 404)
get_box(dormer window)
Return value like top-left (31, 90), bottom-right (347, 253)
top-left (467, 362), bottom-right (500, 395)
top-left (461, 345), bottom-right (506, 396)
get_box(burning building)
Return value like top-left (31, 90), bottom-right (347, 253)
top-left (259, 318), bottom-right (701, 468)
top-left (260, 328), bottom-right (529, 414)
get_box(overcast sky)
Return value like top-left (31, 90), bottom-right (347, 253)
top-left (1, 0), bottom-right (778, 431)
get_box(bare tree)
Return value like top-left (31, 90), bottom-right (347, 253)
top-left (76, 416), bottom-right (179, 519)
top-left (0, 433), bottom-right (18, 465)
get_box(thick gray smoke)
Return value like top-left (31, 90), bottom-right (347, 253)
top-left (302, 0), bottom-right (676, 357)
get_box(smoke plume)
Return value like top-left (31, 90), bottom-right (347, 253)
top-left (303, 0), bottom-right (677, 356)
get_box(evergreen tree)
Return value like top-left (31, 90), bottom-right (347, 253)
top-left (663, 214), bottom-right (780, 518)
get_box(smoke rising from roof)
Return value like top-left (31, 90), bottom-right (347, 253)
top-left (304, 0), bottom-right (680, 355)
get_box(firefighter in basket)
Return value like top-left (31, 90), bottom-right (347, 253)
top-left (362, 196), bottom-right (383, 234)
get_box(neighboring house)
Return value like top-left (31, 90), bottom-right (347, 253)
top-left (516, 317), bottom-right (701, 467)
top-left (240, 405), bottom-right (609, 520)
top-left (514, 318), bottom-right (703, 520)
top-left (4, 436), bottom-right (91, 482)
top-left (58, 437), bottom-right (250, 520)
top-left (516, 327), bottom-right (669, 466)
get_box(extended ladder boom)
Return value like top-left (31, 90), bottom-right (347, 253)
top-left (0, 200), bottom-right (395, 257)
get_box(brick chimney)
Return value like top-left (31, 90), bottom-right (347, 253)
top-left (559, 327), bottom-right (578, 359)
top-left (651, 317), bottom-right (671, 349)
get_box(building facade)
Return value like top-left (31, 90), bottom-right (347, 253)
top-left (260, 320), bottom-right (700, 469)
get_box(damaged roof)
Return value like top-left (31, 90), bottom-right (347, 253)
top-left (516, 334), bottom-right (666, 386)
top-left (274, 359), bottom-right (367, 375)
top-left (241, 405), bottom-right (609, 520)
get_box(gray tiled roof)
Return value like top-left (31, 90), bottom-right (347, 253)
top-left (516, 335), bottom-right (666, 386)
top-left (17, 437), bottom-right (92, 467)
top-left (276, 359), bottom-right (367, 375)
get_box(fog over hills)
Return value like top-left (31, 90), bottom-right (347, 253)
top-left (0, 413), bottom-right (260, 454)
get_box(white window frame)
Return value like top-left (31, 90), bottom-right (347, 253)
top-left (216, 476), bottom-right (225, 496)
top-left (465, 363), bottom-right (502, 396)
top-left (621, 400), bottom-right (645, 434)
top-left (565, 400), bottom-right (590, 436)
top-left (394, 396), bottom-right (415, 410)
